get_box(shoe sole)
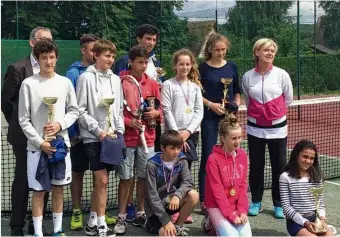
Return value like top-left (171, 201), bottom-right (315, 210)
top-left (248, 208), bottom-right (263, 216)
top-left (71, 226), bottom-right (83, 231)
top-left (133, 222), bottom-right (146, 227)
top-left (85, 231), bottom-right (97, 236)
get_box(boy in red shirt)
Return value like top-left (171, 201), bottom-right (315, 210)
top-left (114, 45), bottom-right (162, 235)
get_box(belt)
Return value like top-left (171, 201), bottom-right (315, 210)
top-left (247, 119), bottom-right (287, 128)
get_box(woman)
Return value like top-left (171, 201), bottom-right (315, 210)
top-left (242, 38), bottom-right (293, 219)
top-left (199, 33), bottom-right (241, 214)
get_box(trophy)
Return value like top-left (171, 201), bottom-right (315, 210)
top-left (156, 67), bottom-right (166, 85)
top-left (146, 96), bottom-right (156, 129)
top-left (43, 97), bottom-right (58, 141)
top-left (308, 187), bottom-right (328, 233)
top-left (220, 78), bottom-right (233, 114)
top-left (99, 98), bottom-right (117, 139)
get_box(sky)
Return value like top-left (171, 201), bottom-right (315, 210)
top-left (174, 0), bottom-right (325, 24)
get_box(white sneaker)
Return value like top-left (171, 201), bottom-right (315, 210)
top-left (113, 215), bottom-right (127, 235)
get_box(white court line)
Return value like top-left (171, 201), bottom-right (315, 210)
top-left (325, 180), bottom-right (340, 186)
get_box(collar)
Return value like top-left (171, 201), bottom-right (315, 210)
top-left (30, 53), bottom-right (39, 67)
top-left (255, 63), bottom-right (273, 74)
top-left (121, 69), bottom-right (149, 84)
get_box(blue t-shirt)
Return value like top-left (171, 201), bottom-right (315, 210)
top-left (199, 61), bottom-right (240, 120)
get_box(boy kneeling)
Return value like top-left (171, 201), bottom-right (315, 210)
top-left (145, 130), bottom-right (199, 236)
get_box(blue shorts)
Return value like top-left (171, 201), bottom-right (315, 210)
top-left (286, 213), bottom-right (316, 236)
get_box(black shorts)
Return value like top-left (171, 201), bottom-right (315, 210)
top-left (146, 208), bottom-right (180, 235)
top-left (70, 142), bottom-right (89, 173)
top-left (286, 214), bottom-right (316, 236)
top-left (83, 142), bottom-right (113, 172)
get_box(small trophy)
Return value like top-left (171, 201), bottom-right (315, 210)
top-left (43, 97), bottom-right (58, 141)
top-left (156, 67), bottom-right (166, 85)
top-left (308, 187), bottom-right (328, 233)
top-left (146, 96), bottom-right (156, 129)
top-left (220, 78), bottom-right (233, 114)
top-left (99, 98), bottom-right (117, 139)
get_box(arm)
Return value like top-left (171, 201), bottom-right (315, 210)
top-left (161, 82), bottom-right (178, 130)
top-left (232, 64), bottom-right (241, 105)
top-left (282, 71), bottom-right (293, 107)
top-left (236, 152), bottom-right (249, 214)
top-left (58, 83), bottom-right (79, 131)
top-left (318, 182), bottom-right (326, 219)
top-left (187, 86), bottom-right (204, 134)
top-left (65, 70), bottom-right (80, 137)
top-left (173, 159), bottom-right (194, 200)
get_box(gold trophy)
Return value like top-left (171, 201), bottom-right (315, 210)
top-left (220, 78), bottom-right (233, 114)
top-left (99, 98), bottom-right (117, 139)
top-left (156, 67), bottom-right (166, 85)
top-left (43, 97), bottom-right (58, 141)
top-left (146, 96), bottom-right (156, 129)
top-left (308, 187), bottom-right (328, 233)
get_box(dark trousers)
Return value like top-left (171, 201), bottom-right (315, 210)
top-left (248, 134), bottom-right (287, 207)
top-left (199, 119), bottom-right (219, 202)
top-left (10, 145), bottom-right (49, 230)
top-left (154, 121), bottom-right (162, 152)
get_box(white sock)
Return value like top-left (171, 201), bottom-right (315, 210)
top-left (97, 215), bottom-right (106, 228)
top-left (136, 211), bottom-right (145, 217)
top-left (88, 211), bottom-right (98, 227)
top-left (52, 212), bottom-right (63, 233)
top-left (33, 216), bottom-right (43, 236)
top-left (118, 213), bottom-right (127, 220)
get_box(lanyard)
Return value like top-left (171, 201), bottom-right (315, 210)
top-left (225, 151), bottom-right (237, 187)
top-left (162, 161), bottom-right (174, 195)
top-left (177, 79), bottom-right (190, 106)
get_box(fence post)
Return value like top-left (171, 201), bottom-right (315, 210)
top-left (297, 0), bottom-right (301, 120)
top-left (314, 0), bottom-right (316, 95)
top-left (16, 1), bottom-right (19, 39)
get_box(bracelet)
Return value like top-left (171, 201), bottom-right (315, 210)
top-left (207, 101), bottom-right (212, 110)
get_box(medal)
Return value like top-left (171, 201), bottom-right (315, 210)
top-left (166, 195), bottom-right (172, 204)
top-left (229, 188), bottom-right (236, 196)
top-left (185, 107), bottom-right (192, 114)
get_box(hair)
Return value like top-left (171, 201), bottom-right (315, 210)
top-left (203, 33), bottom-right (231, 61)
top-left (29, 27), bottom-right (51, 40)
top-left (172, 48), bottom-right (202, 89)
top-left (284, 140), bottom-right (322, 182)
top-left (92, 39), bottom-right (117, 57)
top-left (218, 113), bottom-right (241, 139)
top-left (80, 34), bottom-right (99, 48)
top-left (136, 24), bottom-right (158, 39)
top-left (160, 130), bottom-right (184, 148)
top-left (253, 38), bottom-right (278, 64)
top-left (33, 39), bottom-right (59, 59)
top-left (128, 45), bottom-right (149, 61)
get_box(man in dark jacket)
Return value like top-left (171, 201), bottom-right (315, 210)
top-left (1, 26), bottom-right (52, 236)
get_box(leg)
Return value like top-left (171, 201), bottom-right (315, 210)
top-left (207, 208), bottom-right (240, 236)
top-left (296, 228), bottom-right (317, 236)
top-left (175, 190), bottom-right (199, 225)
top-left (136, 178), bottom-right (145, 212)
top-left (51, 185), bottom-right (63, 233)
top-left (118, 179), bottom-right (133, 214)
top-left (236, 222), bottom-right (252, 237)
top-left (32, 191), bottom-right (46, 236)
top-left (127, 176), bottom-right (135, 204)
top-left (248, 134), bottom-right (266, 203)
top-left (71, 172), bottom-right (85, 209)
top-left (93, 170), bottom-right (109, 218)
top-left (154, 121), bottom-right (162, 152)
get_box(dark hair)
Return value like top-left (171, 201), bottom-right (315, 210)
top-left (33, 39), bottom-right (59, 59)
top-left (160, 130), bottom-right (183, 148)
top-left (80, 34), bottom-right (99, 47)
top-left (284, 140), bottom-right (322, 182)
top-left (92, 39), bottom-right (117, 58)
top-left (128, 45), bottom-right (149, 61)
top-left (136, 24), bottom-right (158, 39)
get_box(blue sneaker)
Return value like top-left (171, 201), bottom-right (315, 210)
top-left (52, 229), bottom-right (66, 236)
top-left (126, 203), bottom-right (136, 222)
top-left (248, 202), bottom-right (263, 216)
top-left (274, 206), bottom-right (285, 219)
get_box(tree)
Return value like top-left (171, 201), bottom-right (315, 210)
top-left (318, 1), bottom-right (340, 49)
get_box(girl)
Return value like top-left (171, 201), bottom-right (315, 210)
top-left (202, 113), bottom-right (251, 237)
top-left (242, 38), bottom-right (293, 219)
top-left (199, 33), bottom-right (241, 213)
top-left (161, 48), bottom-right (204, 223)
top-left (279, 140), bottom-right (333, 236)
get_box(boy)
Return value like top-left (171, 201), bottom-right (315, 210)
top-left (114, 45), bottom-right (162, 235)
top-left (76, 39), bottom-right (124, 237)
top-left (145, 130), bottom-right (199, 236)
top-left (18, 39), bottom-right (79, 236)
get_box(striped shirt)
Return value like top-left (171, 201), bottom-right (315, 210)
top-left (279, 172), bottom-right (326, 226)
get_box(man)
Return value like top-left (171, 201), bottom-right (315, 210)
top-left (1, 26), bottom-right (52, 236)
top-left (113, 23), bottom-right (163, 222)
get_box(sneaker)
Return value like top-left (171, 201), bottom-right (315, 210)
top-left (28, 220), bottom-right (50, 236)
top-left (71, 209), bottom-right (83, 230)
top-left (126, 203), bottom-right (136, 222)
top-left (113, 215), bottom-right (127, 235)
top-left (200, 202), bottom-right (208, 215)
top-left (133, 213), bottom-right (147, 227)
top-left (105, 212), bottom-right (117, 225)
top-left (52, 229), bottom-right (66, 236)
top-left (184, 215), bottom-right (194, 224)
top-left (97, 225), bottom-right (116, 237)
top-left (171, 212), bottom-right (179, 223)
top-left (328, 225), bottom-right (337, 235)
top-left (85, 224), bottom-right (97, 236)
top-left (274, 206), bottom-right (285, 219)
top-left (248, 202), bottom-right (263, 216)
top-left (175, 225), bottom-right (190, 236)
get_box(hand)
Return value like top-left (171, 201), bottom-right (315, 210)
top-left (70, 136), bottom-right (81, 146)
top-left (179, 130), bottom-right (191, 142)
top-left (99, 131), bottom-right (107, 141)
top-left (304, 221), bottom-right (317, 233)
top-left (182, 141), bottom-right (190, 153)
top-left (163, 221), bottom-right (176, 236)
top-left (40, 141), bottom-right (56, 156)
top-left (233, 216), bottom-right (242, 225)
top-left (143, 107), bottom-right (160, 120)
top-left (209, 103), bottom-right (225, 116)
top-left (239, 214), bottom-right (248, 224)
top-left (320, 219), bottom-right (328, 230)
top-left (44, 122), bottom-right (61, 136)
top-left (168, 195), bottom-right (180, 211)
top-left (129, 119), bottom-right (144, 130)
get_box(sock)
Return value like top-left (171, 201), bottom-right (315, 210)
top-left (33, 216), bottom-right (43, 236)
top-left (136, 211), bottom-right (145, 217)
top-left (52, 212), bottom-right (63, 233)
top-left (88, 211), bottom-right (98, 227)
top-left (97, 215), bottom-right (106, 228)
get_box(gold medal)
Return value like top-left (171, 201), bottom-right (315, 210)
top-left (165, 195), bottom-right (172, 204)
top-left (229, 188), bottom-right (236, 196)
top-left (185, 107), bottom-right (192, 114)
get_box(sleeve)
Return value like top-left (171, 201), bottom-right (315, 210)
top-left (57, 83), bottom-right (79, 131)
top-left (187, 86), bottom-right (204, 134)
top-left (65, 69), bottom-right (80, 137)
top-left (76, 75), bottom-right (103, 137)
top-left (282, 70), bottom-right (293, 107)
top-left (1, 65), bottom-right (20, 123)
top-left (18, 83), bottom-right (44, 149)
top-left (279, 173), bottom-right (309, 226)
top-left (236, 152), bottom-right (249, 214)
top-left (241, 74), bottom-right (250, 107)
top-left (114, 83), bottom-right (125, 134)
top-left (206, 155), bottom-right (237, 222)
top-left (161, 82), bottom-right (178, 130)
top-left (146, 162), bottom-right (171, 226)
top-left (173, 159), bottom-right (194, 200)
top-left (232, 63), bottom-right (241, 95)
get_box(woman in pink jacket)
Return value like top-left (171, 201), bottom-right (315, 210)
top-left (201, 114), bottom-right (252, 236)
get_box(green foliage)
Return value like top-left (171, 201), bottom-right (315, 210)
top-left (318, 1), bottom-right (340, 49)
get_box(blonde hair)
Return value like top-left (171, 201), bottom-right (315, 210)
top-left (204, 33), bottom-right (230, 61)
top-left (92, 39), bottom-right (117, 57)
top-left (172, 48), bottom-right (202, 89)
top-left (253, 38), bottom-right (278, 63)
top-left (218, 113), bottom-right (241, 139)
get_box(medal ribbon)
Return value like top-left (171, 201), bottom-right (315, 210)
top-left (225, 151), bottom-right (237, 187)
top-left (163, 161), bottom-right (174, 195)
top-left (177, 79), bottom-right (190, 106)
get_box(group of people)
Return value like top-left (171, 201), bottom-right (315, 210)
top-left (1, 23), bottom-right (334, 237)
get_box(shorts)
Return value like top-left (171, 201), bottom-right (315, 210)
top-left (70, 142), bottom-right (88, 173)
top-left (146, 208), bottom-right (180, 235)
top-left (27, 150), bottom-right (72, 191)
top-left (83, 142), bottom-right (113, 172)
top-left (286, 213), bottom-right (316, 236)
top-left (118, 146), bottom-right (154, 179)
